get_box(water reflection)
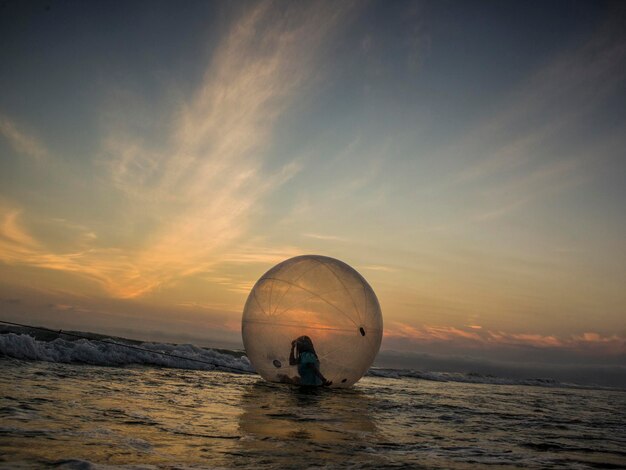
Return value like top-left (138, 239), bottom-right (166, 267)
top-left (234, 380), bottom-right (382, 467)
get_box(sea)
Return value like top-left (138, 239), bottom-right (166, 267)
top-left (1, 330), bottom-right (625, 469)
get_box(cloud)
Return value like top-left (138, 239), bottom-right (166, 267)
top-left (387, 323), bottom-right (483, 343)
top-left (447, 14), bottom-right (626, 222)
top-left (0, 114), bottom-right (48, 161)
top-left (472, 158), bottom-right (584, 221)
top-left (360, 264), bottom-right (396, 273)
top-left (302, 233), bottom-right (348, 242)
top-left (0, 205), bottom-right (40, 250)
top-left (0, 205), bottom-right (141, 295)
top-left (220, 245), bottom-right (304, 265)
top-left (385, 322), bottom-right (626, 356)
top-left (0, 2), bottom-right (357, 299)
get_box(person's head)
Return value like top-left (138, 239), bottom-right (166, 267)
top-left (295, 335), bottom-right (317, 358)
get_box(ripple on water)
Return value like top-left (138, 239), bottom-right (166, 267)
top-left (0, 360), bottom-right (625, 469)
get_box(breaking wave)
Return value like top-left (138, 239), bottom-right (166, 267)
top-left (0, 333), bottom-right (252, 373)
top-left (0, 332), bottom-right (606, 389)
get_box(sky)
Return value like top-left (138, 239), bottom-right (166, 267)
top-left (1, 0), bottom-right (625, 385)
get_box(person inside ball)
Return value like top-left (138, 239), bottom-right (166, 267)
top-left (289, 335), bottom-right (332, 387)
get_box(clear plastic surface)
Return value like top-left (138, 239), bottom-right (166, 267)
top-left (242, 255), bottom-right (383, 387)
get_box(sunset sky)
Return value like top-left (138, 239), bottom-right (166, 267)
top-left (1, 1), bottom-right (624, 381)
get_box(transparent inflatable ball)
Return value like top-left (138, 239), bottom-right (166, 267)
top-left (242, 255), bottom-right (383, 387)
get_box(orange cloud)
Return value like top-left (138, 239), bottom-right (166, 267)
top-left (0, 207), bottom-right (40, 250)
top-left (386, 322), bottom-right (482, 342)
top-left (487, 331), bottom-right (562, 348)
top-left (385, 322), bottom-right (626, 355)
top-left (0, 3), bottom-right (354, 300)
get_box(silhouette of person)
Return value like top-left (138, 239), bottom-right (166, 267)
top-left (289, 335), bottom-right (332, 387)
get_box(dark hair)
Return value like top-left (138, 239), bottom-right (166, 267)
top-left (295, 335), bottom-right (317, 359)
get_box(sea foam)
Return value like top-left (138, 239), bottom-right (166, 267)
top-left (0, 332), bottom-right (602, 389)
top-left (0, 333), bottom-right (252, 373)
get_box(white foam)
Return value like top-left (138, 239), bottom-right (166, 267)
top-left (0, 333), bottom-right (252, 373)
top-left (0, 333), bottom-right (604, 389)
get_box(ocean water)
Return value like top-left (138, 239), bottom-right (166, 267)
top-left (1, 334), bottom-right (626, 469)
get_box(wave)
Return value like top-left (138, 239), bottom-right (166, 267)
top-left (0, 333), bottom-right (252, 373)
top-left (1, 332), bottom-right (610, 390)
top-left (366, 367), bottom-right (598, 389)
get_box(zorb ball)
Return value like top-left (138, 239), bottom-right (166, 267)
top-left (242, 255), bottom-right (383, 387)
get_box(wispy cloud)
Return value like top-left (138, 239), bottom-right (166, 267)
top-left (0, 205), bottom-right (40, 250)
top-left (302, 233), bottom-right (349, 242)
top-left (360, 264), bottom-right (396, 273)
top-left (220, 245), bottom-right (304, 265)
top-left (386, 322), bottom-right (626, 355)
top-left (387, 323), bottom-right (483, 343)
top-left (0, 2), bottom-right (357, 299)
top-left (447, 15), bottom-right (626, 222)
top-left (0, 203), bottom-right (139, 295)
top-left (0, 114), bottom-right (48, 161)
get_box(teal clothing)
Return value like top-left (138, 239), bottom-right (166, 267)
top-left (298, 351), bottom-right (322, 386)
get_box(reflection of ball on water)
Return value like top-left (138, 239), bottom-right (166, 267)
top-left (242, 255), bottom-right (383, 387)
